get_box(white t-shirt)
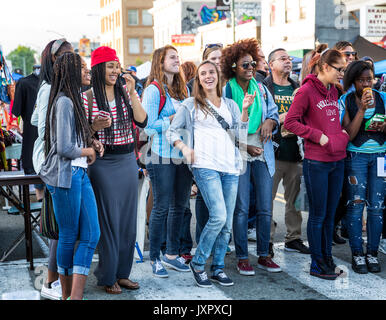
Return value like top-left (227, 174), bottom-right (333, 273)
top-left (192, 99), bottom-right (238, 174)
top-left (71, 140), bottom-right (88, 168)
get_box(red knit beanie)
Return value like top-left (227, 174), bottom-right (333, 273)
top-left (91, 46), bottom-right (120, 68)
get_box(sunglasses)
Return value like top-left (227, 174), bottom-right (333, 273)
top-left (241, 61), bottom-right (257, 69)
top-left (327, 63), bottom-right (345, 73)
top-left (205, 43), bottom-right (223, 49)
top-left (343, 51), bottom-right (357, 57)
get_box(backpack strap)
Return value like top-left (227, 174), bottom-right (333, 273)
top-left (150, 81), bottom-right (166, 115)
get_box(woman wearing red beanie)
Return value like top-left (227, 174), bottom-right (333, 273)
top-left (82, 46), bottom-right (147, 294)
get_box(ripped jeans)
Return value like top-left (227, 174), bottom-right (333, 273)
top-left (346, 151), bottom-right (386, 254)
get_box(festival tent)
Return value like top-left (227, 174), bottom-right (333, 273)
top-left (374, 59), bottom-right (386, 76)
top-left (352, 35), bottom-right (386, 63)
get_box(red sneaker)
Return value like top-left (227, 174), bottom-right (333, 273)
top-left (257, 256), bottom-right (282, 273)
top-left (237, 260), bottom-right (255, 276)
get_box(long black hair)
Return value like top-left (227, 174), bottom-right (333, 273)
top-left (38, 40), bottom-right (73, 88)
top-left (343, 60), bottom-right (374, 92)
top-left (91, 62), bottom-right (132, 145)
top-left (45, 52), bottom-right (91, 153)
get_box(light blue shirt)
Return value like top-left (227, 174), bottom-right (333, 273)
top-left (142, 84), bottom-right (183, 159)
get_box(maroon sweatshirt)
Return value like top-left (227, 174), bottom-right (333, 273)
top-left (284, 74), bottom-right (349, 162)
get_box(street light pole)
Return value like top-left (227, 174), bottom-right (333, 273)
top-left (231, 0), bottom-right (235, 42)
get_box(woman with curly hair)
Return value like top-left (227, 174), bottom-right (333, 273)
top-left (221, 38), bottom-right (281, 275)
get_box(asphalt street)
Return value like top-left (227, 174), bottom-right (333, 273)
top-left (0, 182), bottom-right (385, 301)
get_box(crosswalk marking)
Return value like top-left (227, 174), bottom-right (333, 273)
top-left (248, 243), bottom-right (386, 300)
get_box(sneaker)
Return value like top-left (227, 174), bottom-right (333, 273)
top-left (162, 256), bottom-right (190, 272)
top-left (310, 258), bottom-right (339, 280)
top-left (247, 228), bottom-right (256, 241)
top-left (333, 227), bottom-right (347, 244)
top-left (189, 262), bottom-right (212, 288)
top-left (237, 260), bottom-right (255, 276)
top-left (378, 239), bottom-right (386, 255)
top-left (181, 254), bottom-right (193, 264)
top-left (352, 253), bottom-right (368, 274)
top-left (257, 256), bottom-right (282, 273)
top-left (366, 252), bottom-right (381, 273)
top-left (226, 246), bottom-right (232, 255)
top-left (285, 239), bottom-right (310, 254)
top-left (211, 271), bottom-right (234, 286)
top-left (40, 279), bottom-right (62, 300)
top-left (324, 256), bottom-right (343, 275)
top-left (151, 259), bottom-right (169, 278)
top-left (269, 242), bottom-right (274, 258)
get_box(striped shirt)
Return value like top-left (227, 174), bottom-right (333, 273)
top-left (81, 87), bottom-right (139, 145)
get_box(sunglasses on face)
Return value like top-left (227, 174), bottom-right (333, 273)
top-left (343, 51), bottom-right (357, 57)
top-left (240, 61), bottom-right (257, 69)
top-left (327, 63), bottom-right (345, 74)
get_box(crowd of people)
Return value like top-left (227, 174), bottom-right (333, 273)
top-left (2, 36), bottom-right (385, 300)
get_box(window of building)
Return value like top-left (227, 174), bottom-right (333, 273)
top-left (128, 9), bottom-right (139, 25)
top-left (128, 38), bottom-right (140, 54)
top-left (142, 9), bottom-right (153, 26)
top-left (143, 38), bottom-right (153, 54)
top-left (285, 0), bottom-right (298, 24)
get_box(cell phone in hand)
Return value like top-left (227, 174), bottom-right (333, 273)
top-left (98, 110), bottom-right (110, 118)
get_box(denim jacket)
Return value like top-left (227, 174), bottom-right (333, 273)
top-left (224, 82), bottom-right (279, 177)
top-left (143, 83), bottom-right (184, 159)
top-left (39, 94), bottom-right (83, 188)
top-left (166, 97), bottom-right (249, 173)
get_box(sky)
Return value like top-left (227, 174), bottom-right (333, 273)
top-left (0, 0), bottom-right (100, 56)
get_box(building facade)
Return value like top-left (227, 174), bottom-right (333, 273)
top-left (150, 0), bottom-right (261, 63)
top-left (99, 0), bottom-right (154, 68)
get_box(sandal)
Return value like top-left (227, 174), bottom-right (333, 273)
top-left (118, 279), bottom-right (140, 290)
top-left (104, 282), bottom-right (122, 294)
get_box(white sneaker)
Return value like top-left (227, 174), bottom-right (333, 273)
top-left (247, 228), bottom-right (256, 241)
top-left (40, 280), bottom-right (62, 300)
top-left (379, 239), bottom-right (386, 255)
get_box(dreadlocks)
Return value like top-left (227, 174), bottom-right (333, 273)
top-left (45, 52), bottom-right (91, 154)
top-left (91, 62), bottom-right (132, 145)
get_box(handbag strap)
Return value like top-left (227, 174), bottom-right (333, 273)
top-left (206, 103), bottom-right (240, 148)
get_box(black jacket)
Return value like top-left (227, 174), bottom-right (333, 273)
top-left (263, 74), bottom-right (299, 97)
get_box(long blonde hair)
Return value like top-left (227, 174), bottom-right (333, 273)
top-left (192, 60), bottom-right (223, 117)
top-left (146, 45), bottom-right (188, 101)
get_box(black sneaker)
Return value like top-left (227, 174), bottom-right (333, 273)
top-left (324, 256), bottom-right (343, 275)
top-left (211, 271), bottom-right (234, 287)
top-left (189, 262), bottom-right (212, 288)
top-left (285, 239), bottom-right (310, 254)
top-left (333, 227), bottom-right (347, 244)
top-left (366, 252), bottom-right (381, 273)
top-left (269, 242), bottom-right (274, 258)
top-left (352, 253), bottom-right (368, 274)
top-left (310, 258), bottom-right (339, 280)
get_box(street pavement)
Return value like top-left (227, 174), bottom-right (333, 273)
top-left (0, 183), bottom-right (385, 301)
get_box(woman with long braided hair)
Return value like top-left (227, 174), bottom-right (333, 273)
top-left (40, 52), bottom-right (102, 300)
top-left (82, 46), bottom-right (147, 294)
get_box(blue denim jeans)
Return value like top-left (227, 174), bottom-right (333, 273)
top-left (146, 156), bottom-right (192, 261)
top-left (233, 160), bottom-right (273, 259)
top-left (191, 168), bottom-right (239, 272)
top-left (179, 206), bottom-right (193, 254)
top-left (346, 151), bottom-right (386, 254)
top-left (46, 167), bottom-right (100, 276)
top-left (303, 159), bottom-right (344, 261)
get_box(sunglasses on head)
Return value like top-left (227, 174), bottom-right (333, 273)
top-left (241, 61), bottom-right (257, 69)
top-left (205, 43), bottom-right (223, 49)
top-left (343, 51), bottom-right (357, 57)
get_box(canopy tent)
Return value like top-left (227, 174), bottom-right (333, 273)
top-left (352, 35), bottom-right (386, 63)
top-left (374, 59), bottom-right (386, 76)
